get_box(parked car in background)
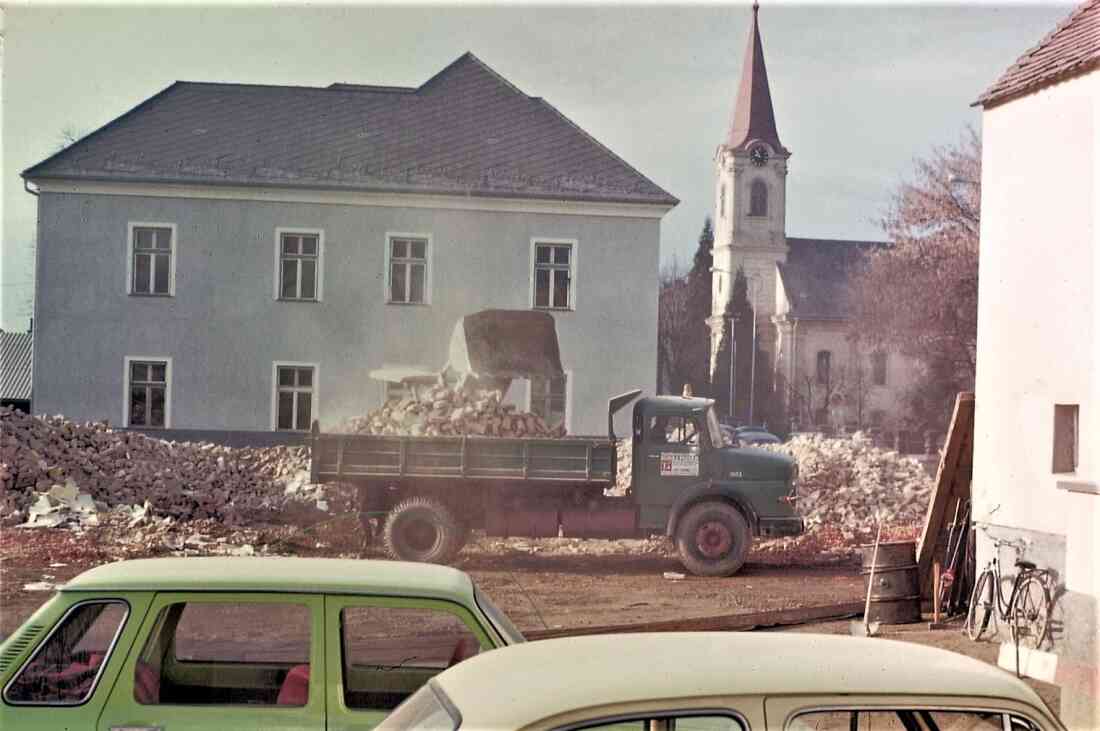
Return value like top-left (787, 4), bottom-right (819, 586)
top-left (719, 424), bottom-right (782, 446)
top-left (0, 557), bottom-right (523, 731)
top-left (379, 633), bottom-right (1063, 731)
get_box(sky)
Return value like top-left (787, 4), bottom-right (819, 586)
top-left (0, 0), bottom-right (1074, 331)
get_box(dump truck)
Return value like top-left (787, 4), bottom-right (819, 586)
top-left (309, 390), bottom-right (802, 576)
top-left (309, 309), bottom-right (802, 576)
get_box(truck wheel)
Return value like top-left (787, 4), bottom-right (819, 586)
top-left (383, 497), bottom-right (462, 564)
top-left (674, 501), bottom-right (751, 577)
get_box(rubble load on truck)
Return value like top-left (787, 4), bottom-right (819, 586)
top-left (0, 407), bottom-right (335, 531)
top-left (755, 432), bottom-right (934, 558)
top-left (338, 383), bottom-right (567, 438)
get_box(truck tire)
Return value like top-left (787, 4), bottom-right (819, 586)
top-left (674, 501), bottom-right (752, 577)
top-left (383, 497), bottom-right (463, 564)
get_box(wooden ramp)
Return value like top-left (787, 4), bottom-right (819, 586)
top-left (916, 392), bottom-right (975, 599)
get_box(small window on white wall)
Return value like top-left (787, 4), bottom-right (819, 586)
top-left (125, 357), bottom-right (171, 428)
top-left (274, 364), bottom-right (317, 431)
top-left (532, 240), bottom-right (575, 310)
top-left (1053, 404), bottom-right (1078, 474)
top-left (128, 223), bottom-right (176, 296)
top-left (276, 229), bottom-right (323, 301)
top-left (387, 235), bottom-right (430, 304)
top-left (529, 373), bottom-right (569, 431)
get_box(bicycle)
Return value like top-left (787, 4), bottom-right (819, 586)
top-left (966, 534), bottom-right (1054, 650)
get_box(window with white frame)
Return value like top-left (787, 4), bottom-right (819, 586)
top-left (1053, 404), bottom-right (1079, 474)
top-left (128, 360), bottom-right (169, 428)
top-left (276, 365), bottom-right (315, 431)
top-left (130, 225), bottom-right (174, 295)
top-left (388, 237), bottom-right (428, 304)
top-left (278, 231), bottom-right (321, 301)
top-left (533, 242), bottom-right (573, 310)
top-left (530, 374), bottom-right (567, 430)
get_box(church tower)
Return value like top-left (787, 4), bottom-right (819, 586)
top-left (708, 2), bottom-right (790, 382)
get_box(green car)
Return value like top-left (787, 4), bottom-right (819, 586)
top-left (0, 557), bottom-right (524, 731)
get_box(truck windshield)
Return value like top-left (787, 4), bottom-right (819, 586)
top-left (706, 407), bottom-right (724, 449)
top-left (474, 587), bottom-right (526, 644)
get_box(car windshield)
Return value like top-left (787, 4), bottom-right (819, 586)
top-left (376, 682), bottom-right (459, 731)
top-left (474, 587), bottom-right (525, 645)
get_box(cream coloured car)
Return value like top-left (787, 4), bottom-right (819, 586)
top-left (377, 633), bottom-right (1063, 731)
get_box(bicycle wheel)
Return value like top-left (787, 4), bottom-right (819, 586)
top-left (1012, 574), bottom-right (1052, 650)
top-left (967, 569), bottom-right (995, 641)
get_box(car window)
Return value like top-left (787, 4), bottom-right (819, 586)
top-left (3, 601), bottom-right (128, 705)
top-left (134, 601), bottom-right (312, 706)
top-left (566, 714), bottom-right (744, 731)
top-left (340, 605), bottom-right (485, 713)
top-left (790, 709), bottom-right (1005, 730)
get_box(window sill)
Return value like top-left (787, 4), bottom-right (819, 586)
top-left (1056, 479), bottom-right (1098, 495)
top-left (129, 292), bottom-right (173, 298)
top-left (532, 306), bottom-right (574, 313)
top-left (386, 300), bottom-right (430, 307)
top-left (276, 298), bottom-right (321, 303)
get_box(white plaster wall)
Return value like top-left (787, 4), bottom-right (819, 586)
top-left (974, 71), bottom-right (1098, 594)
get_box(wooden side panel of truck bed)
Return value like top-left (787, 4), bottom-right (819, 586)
top-left (310, 433), bottom-right (615, 484)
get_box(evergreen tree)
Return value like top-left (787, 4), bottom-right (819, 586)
top-left (682, 218), bottom-right (715, 396)
top-left (712, 267), bottom-right (754, 420)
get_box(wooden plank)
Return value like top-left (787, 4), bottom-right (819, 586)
top-left (916, 392), bottom-right (974, 597)
top-left (524, 601), bottom-right (866, 640)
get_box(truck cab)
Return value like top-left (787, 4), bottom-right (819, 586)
top-left (625, 395), bottom-right (802, 576)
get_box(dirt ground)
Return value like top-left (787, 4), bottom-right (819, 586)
top-left (0, 525), bottom-right (1060, 720)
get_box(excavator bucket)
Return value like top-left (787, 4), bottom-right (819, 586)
top-left (446, 309), bottom-right (564, 382)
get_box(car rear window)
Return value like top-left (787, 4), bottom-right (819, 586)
top-left (3, 600), bottom-right (128, 706)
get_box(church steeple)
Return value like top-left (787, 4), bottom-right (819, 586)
top-left (727, 2), bottom-right (786, 154)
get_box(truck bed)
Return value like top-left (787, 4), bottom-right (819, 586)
top-left (310, 432), bottom-right (616, 484)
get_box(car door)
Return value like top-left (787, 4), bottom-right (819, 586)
top-left (96, 592), bottom-right (325, 731)
top-left (764, 694), bottom-right (1063, 731)
top-left (634, 411), bottom-right (705, 528)
top-left (324, 595), bottom-right (496, 731)
top-left (0, 593), bottom-right (152, 731)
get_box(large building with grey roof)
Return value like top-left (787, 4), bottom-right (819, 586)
top-left (22, 52), bottom-right (676, 437)
top-left (709, 4), bottom-right (918, 433)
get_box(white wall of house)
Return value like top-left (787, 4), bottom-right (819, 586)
top-left (974, 69), bottom-right (1098, 574)
top-left (975, 68), bottom-right (1098, 728)
top-left (32, 186), bottom-right (664, 437)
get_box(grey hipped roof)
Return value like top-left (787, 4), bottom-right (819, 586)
top-left (23, 53), bottom-right (678, 207)
top-left (777, 238), bottom-right (885, 320)
top-left (976, 0), bottom-right (1100, 109)
top-left (0, 330), bottom-right (33, 401)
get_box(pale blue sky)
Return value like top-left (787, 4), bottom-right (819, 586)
top-left (0, 1), bottom-right (1073, 330)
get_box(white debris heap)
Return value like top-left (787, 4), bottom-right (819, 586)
top-left (759, 432), bottom-right (934, 550)
top-left (339, 384), bottom-right (566, 438)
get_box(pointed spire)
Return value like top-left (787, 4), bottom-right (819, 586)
top-left (727, 2), bottom-right (786, 153)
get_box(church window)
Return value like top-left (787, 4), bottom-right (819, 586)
top-left (816, 350), bottom-right (831, 385)
top-left (720, 184), bottom-right (727, 218)
top-left (749, 180), bottom-right (768, 217)
top-left (871, 351), bottom-right (888, 386)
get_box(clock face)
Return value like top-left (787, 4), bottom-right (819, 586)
top-left (750, 146), bottom-right (770, 167)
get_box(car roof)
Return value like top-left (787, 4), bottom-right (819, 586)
top-left (432, 633), bottom-right (1049, 729)
top-left (61, 557), bottom-right (476, 601)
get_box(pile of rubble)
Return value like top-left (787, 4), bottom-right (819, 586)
top-left (339, 384), bottom-right (565, 438)
top-left (757, 432), bottom-right (933, 555)
top-left (1, 407), bottom-right (329, 527)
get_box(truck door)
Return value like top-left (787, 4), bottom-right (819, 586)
top-left (634, 412), bottom-right (703, 530)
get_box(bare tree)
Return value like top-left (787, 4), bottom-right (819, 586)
top-left (657, 260), bottom-right (694, 394)
top-left (850, 128), bottom-right (979, 428)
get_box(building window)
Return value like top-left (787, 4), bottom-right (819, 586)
top-left (870, 409), bottom-right (886, 428)
top-left (749, 180), bottom-right (768, 217)
top-left (129, 224), bottom-right (175, 296)
top-left (126, 358), bottom-right (170, 428)
top-left (816, 350), bottom-right (832, 385)
top-left (275, 364), bottom-right (316, 431)
top-left (387, 235), bottom-right (429, 304)
top-left (1053, 404), bottom-right (1079, 474)
top-left (872, 351), bottom-right (888, 386)
top-left (277, 230), bottom-right (322, 301)
top-left (720, 184), bottom-right (726, 218)
top-left (532, 241), bottom-right (574, 310)
top-left (530, 374), bottom-right (568, 430)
